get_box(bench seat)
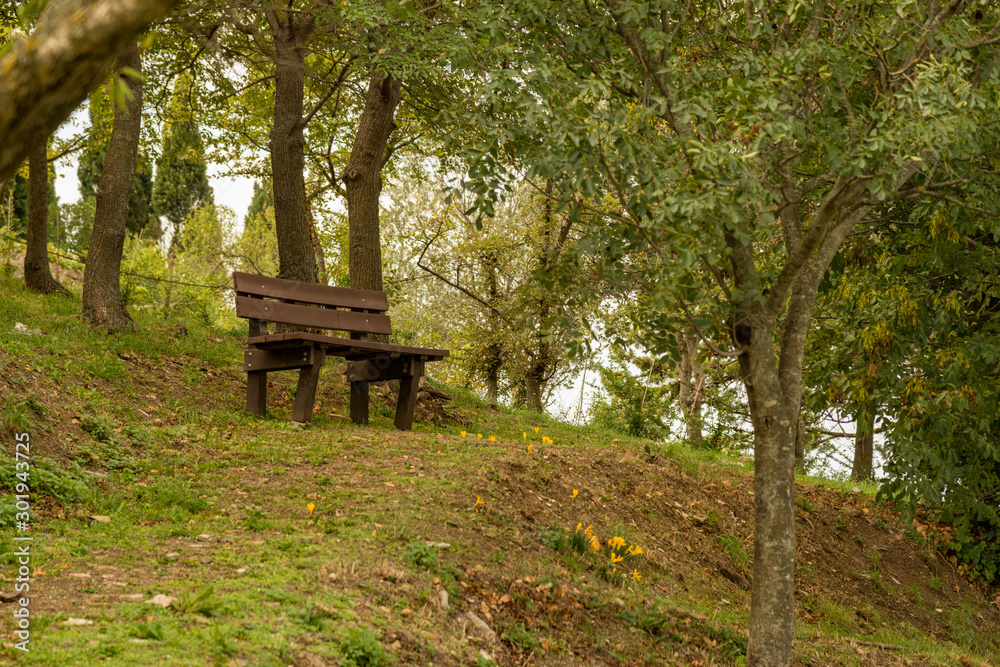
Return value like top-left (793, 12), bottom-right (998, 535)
top-left (245, 332), bottom-right (447, 361)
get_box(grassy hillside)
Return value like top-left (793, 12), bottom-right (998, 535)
top-left (0, 276), bottom-right (998, 666)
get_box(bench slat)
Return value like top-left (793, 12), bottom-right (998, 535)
top-left (235, 296), bottom-right (393, 336)
top-left (233, 272), bottom-right (389, 312)
top-left (244, 347), bottom-right (315, 372)
top-left (247, 332), bottom-right (448, 360)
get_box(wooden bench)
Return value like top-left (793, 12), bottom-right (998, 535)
top-left (233, 272), bottom-right (449, 430)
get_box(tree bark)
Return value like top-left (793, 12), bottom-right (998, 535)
top-left (344, 68), bottom-right (402, 293)
top-left (525, 365), bottom-right (545, 412)
top-left (81, 44), bottom-right (142, 332)
top-left (24, 141), bottom-right (68, 295)
top-left (484, 248), bottom-right (502, 404)
top-left (739, 316), bottom-right (798, 667)
top-left (0, 0), bottom-right (178, 184)
top-left (267, 8), bottom-right (318, 283)
top-left (795, 418), bottom-right (806, 472)
top-left (676, 327), bottom-right (703, 445)
top-left (850, 409), bottom-right (875, 482)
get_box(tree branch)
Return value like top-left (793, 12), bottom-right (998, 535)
top-left (0, 0), bottom-right (181, 183)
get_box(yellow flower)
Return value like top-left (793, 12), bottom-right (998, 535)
top-left (534, 427), bottom-right (540, 434)
top-left (629, 545), bottom-right (644, 556)
top-left (526, 443), bottom-right (533, 453)
top-left (307, 503), bottom-right (315, 515)
top-left (610, 553), bottom-right (623, 564)
top-left (572, 489), bottom-right (579, 499)
top-left (632, 569), bottom-right (641, 581)
top-left (460, 430), bottom-right (467, 438)
top-left (475, 496), bottom-right (484, 506)
top-left (477, 433), bottom-right (483, 439)
top-left (608, 536), bottom-right (626, 550)
top-left (584, 524), bottom-right (593, 536)
top-left (541, 436), bottom-right (553, 445)
top-left (576, 522), bottom-right (582, 531)
top-left (489, 435), bottom-right (497, 442)
top-left (590, 536), bottom-right (600, 551)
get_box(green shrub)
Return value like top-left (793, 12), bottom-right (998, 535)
top-left (338, 626), bottom-right (392, 667)
top-left (402, 540), bottom-right (438, 570)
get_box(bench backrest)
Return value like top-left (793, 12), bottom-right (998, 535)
top-left (233, 272), bottom-right (392, 338)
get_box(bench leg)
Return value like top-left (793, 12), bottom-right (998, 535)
top-left (350, 381), bottom-right (369, 425)
top-left (247, 371), bottom-right (267, 417)
top-left (292, 348), bottom-right (326, 424)
top-left (394, 359), bottom-right (424, 431)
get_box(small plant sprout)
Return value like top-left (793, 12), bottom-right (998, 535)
top-left (307, 503), bottom-right (315, 515)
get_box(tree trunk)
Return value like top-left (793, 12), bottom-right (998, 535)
top-left (676, 327), bottom-right (703, 445)
top-left (740, 322), bottom-right (798, 667)
top-left (524, 296), bottom-right (551, 413)
top-left (0, 0), bottom-right (180, 184)
top-left (81, 44), bottom-right (141, 332)
top-left (850, 410), bottom-right (875, 482)
top-left (484, 248), bottom-right (502, 404)
top-left (795, 418), bottom-right (806, 472)
top-left (24, 141), bottom-right (68, 295)
top-left (306, 204), bottom-right (327, 285)
top-left (525, 367), bottom-right (545, 412)
top-left (267, 9), bottom-right (317, 284)
top-left (486, 359), bottom-right (500, 405)
top-left (344, 68), bottom-right (402, 293)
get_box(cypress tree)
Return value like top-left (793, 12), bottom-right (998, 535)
top-left (1, 174), bottom-right (29, 237)
top-left (244, 180), bottom-right (273, 229)
top-left (152, 73), bottom-right (212, 245)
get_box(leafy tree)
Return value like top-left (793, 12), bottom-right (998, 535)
top-left (236, 199), bottom-right (280, 278)
top-left (589, 347), bottom-right (674, 441)
top-left (804, 196), bottom-right (1000, 580)
top-left (153, 72), bottom-right (213, 246)
top-left (244, 180), bottom-right (274, 230)
top-left (459, 1), bottom-right (1000, 663)
top-left (401, 176), bottom-right (597, 410)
